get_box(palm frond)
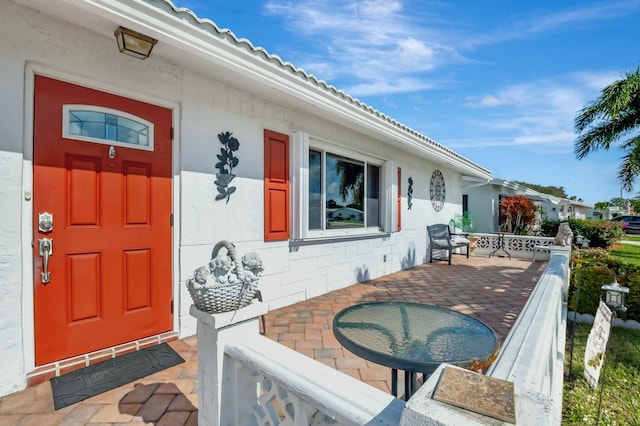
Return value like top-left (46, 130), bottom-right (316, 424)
top-left (574, 67), bottom-right (640, 193)
top-left (617, 138), bottom-right (640, 191)
top-left (575, 109), bottom-right (640, 158)
top-left (575, 67), bottom-right (640, 133)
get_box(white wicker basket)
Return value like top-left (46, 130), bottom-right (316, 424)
top-left (187, 240), bottom-right (259, 313)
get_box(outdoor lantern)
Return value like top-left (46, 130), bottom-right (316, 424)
top-left (114, 27), bottom-right (157, 60)
top-left (601, 282), bottom-right (630, 312)
top-left (575, 234), bottom-right (590, 249)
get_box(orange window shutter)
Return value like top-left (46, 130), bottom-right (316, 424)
top-left (397, 167), bottom-right (402, 231)
top-left (264, 129), bottom-right (290, 241)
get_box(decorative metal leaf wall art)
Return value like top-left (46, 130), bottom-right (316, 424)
top-left (430, 170), bottom-right (445, 212)
top-left (214, 131), bottom-right (240, 203)
top-left (407, 177), bottom-right (414, 210)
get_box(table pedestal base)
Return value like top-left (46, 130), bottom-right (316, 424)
top-left (392, 369), bottom-right (430, 400)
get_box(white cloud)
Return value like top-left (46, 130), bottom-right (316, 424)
top-left (573, 70), bottom-right (625, 91)
top-left (513, 132), bottom-right (576, 146)
top-left (463, 1), bottom-right (640, 48)
top-left (263, 0), bottom-right (639, 100)
top-left (264, 0), bottom-right (456, 93)
top-left (345, 78), bottom-right (436, 97)
top-left (464, 95), bottom-right (513, 108)
top-left (396, 37), bottom-right (434, 62)
top-left (528, 2), bottom-right (640, 33)
top-left (454, 73), bottom-right (620, 150)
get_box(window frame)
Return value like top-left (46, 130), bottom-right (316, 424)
top-left (292, 132), bottom-right (397, 241)
top-left (62, 104), bottom-right (154, 151)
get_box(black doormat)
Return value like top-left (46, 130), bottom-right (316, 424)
top-left (50, 342), bottom-right (185, 410)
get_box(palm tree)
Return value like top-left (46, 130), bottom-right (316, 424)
top-left (575, 67), bottom-right (640, 191)
top-left (335, 160), bottom-right (364, 209)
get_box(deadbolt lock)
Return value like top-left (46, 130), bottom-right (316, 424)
top-left (38, 212), bottom-right (53, 233)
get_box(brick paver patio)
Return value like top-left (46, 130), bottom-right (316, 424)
top-left (0, 255), bottom-right (545, 424)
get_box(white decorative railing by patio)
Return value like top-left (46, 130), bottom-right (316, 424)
top-left (190, 304), bottom-right (404, 425)
top-left (191, 249), bottom-right (571, 425)
top-left (473, 233), bottom-right (559, 260)
top-left (403, 250), bottom-right (570, 425)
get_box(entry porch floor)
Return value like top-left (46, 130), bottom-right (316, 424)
top-left (0, 256), bottom-right (545, 425)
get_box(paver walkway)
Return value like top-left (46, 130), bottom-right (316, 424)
top-left (0, 256), bottom-right (545, 424)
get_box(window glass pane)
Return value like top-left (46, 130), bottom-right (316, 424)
top-left (326, 153), bottom-right (364, 229)
top-left (309, 150), bottom-right (322, 230)
top-left (67, 110), bottom-right (149, 146)
top-left (366, 164), bottom-right (380, 227)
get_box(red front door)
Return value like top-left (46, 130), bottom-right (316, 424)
top-left (33, 75), bottom-right (173, 365)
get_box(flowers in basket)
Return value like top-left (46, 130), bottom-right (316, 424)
top-left (186, 240), bottom-right (263, 313)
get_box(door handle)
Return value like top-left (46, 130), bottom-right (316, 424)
top-left (38, 238), bottom-right (53, 284)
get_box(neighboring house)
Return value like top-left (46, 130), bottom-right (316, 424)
top-left (586, 206), bottom-right (627, 220)
top-left (554, 198), bottom-right (591, 221)
top-left (0, 0), bottom-right (493, 395)
top-left (465, 178), bottom-right (593, 233)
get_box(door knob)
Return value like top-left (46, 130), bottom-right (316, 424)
top-left (38, 238), bottom-right (53, 284)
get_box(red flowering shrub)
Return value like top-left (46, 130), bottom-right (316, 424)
top-left (499, 196), bottom-right (536, 234)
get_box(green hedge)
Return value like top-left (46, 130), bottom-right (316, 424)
top-left (570, 249), bottom-right (640, 322)
top-left (541, 219), bottom-right (624, 248)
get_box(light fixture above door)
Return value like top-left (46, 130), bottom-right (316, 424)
top-left (114, 26), bottom-right (157, 60)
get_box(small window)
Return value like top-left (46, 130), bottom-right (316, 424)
top-left (62, 105), bottom-right (154, 151)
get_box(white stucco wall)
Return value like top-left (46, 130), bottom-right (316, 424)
top-left (0, 0), bottom-right (471, 396)
top-left (175, 75), bottom-right (466, 334)
top-left (465, 184), bottom-right (494, 233)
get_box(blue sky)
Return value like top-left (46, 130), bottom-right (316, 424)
top-left (172, 0), bottom-right (640, 205)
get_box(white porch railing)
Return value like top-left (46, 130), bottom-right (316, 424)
top-left (403, 250), bottom-right (570, 425)
top-left (190, 304), bottom-right (404, 425)
top-left (473, 233), bottom-right (559, 260)
top-left (192, 249), bottom-right (571, 425)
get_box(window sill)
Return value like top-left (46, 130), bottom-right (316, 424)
top-left (289, 232), bottom-right (391, 248)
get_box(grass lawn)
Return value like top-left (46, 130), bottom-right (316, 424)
top-left (610, 242), bottom-right (640, 263)
top-left (563, 323), bottom-right (640, 425)
top-left (563, 241), bottom-right (640, 424)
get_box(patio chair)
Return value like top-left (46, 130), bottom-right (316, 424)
top-left (427, 224), bottom-right (470, 265)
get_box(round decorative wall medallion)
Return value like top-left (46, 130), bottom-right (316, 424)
top-left (430, 170), bottom-right (445, 212)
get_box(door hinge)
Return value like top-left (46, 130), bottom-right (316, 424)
top-left (170, 214), bottom-right (174, 227)
top-left (171, 300), bottom-right (174, 314)
top-left (170, 127), bottom-right (174, 140)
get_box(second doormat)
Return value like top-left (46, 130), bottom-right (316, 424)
top-left (50, 342), bottom-right (185, 410)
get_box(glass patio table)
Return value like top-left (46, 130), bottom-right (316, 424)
top-left (333, 301), bottom-right (500, 399)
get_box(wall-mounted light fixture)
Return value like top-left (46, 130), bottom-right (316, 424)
top-left (114, 26), bottom-right (157, 60)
